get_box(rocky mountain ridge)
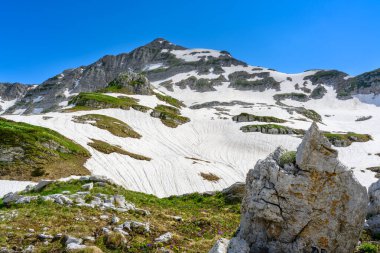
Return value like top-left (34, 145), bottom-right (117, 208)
top-left (1, 38), bottom-right (379, 115)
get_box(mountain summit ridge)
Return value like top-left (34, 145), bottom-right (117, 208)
top-left (0, 38), bottom-right (379, 115)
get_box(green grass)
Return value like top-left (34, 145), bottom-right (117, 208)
top-left (151, 104), bottom-right (190, 128)
top-left (0, 179), bottom-right (240, 252)
top-left (357, 242), bottom-right (378, 253)
top-left (154, 92), bottom-right (185, 108)
top-left (73, 114), bottom-right (141, 138)
top-left (279, 151), bottom-right (296, 167)
top-left (232, 113), bottom-right (286, 123)
top-left (0, 118), bottom-right (90, 181)
top-left (324, 132), bottom-right (372, 146)
top-left (88, 139), bottom-right (151, 161)
top-left (295, 108), bottom-right (322, 122)
top-left (67, 92), bottom-right (149, 112)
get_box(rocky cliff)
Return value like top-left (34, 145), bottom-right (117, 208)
top-left (211, 123), bottom-right (368, 253)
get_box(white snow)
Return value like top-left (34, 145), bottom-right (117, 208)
top-left (144, 63), bottom-right (164, 71)
top-left (32, 96), bottom-right (44, 103)
top-left (170, 49), bottom-right (225, 62)
top-left (0, 98), bottom-right (17, 114)
top-left (0, 180), bottom-right (36, 198)
top-left (2, 64), bottom-right (379, 198)
top-left (32, 108), bottom-right (44, 114)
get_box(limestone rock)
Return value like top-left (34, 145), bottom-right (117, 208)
top-left (366, 179), bottom-right (380, 236)
top-left (221, 182), bottom-right (245, 203)
top-left (208, 238), bottom-right (230, 253)
top-left (33, 180), bottom-right (54, 191)
top-left (81, 182), bottom-right (93, 191)
top-left (222, 122), bottom-right (367, 253)
top-left (155, 232), bottom-right (173, 243)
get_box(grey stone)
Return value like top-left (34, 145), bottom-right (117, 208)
top-left (33, 180), bottom-right (54, 191)
top-left (2, 192), bottom-right (21, 205)
top-left (81, 182), bottom-right (93, 191)
top-left (221, 122), bottom-right (368, 253)
top-left (155, 232), bottom-right (173, 243)
top-left (123, 221), bottom-right (150, 234)
top-left (208, 238), bottom-right (230, 253)
top-left (221, 182), bottom-right (245, 203)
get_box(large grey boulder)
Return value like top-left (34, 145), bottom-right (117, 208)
top-left (366, 179), bottom-right (380, 236)
top-left (215, 122), bottom-right (367, 253)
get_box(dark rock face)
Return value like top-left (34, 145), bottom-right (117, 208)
top-left (304, 69), bottom-right (380, 99)
top-left (0, 83), bottom-right (30, 112)
top-left (310, 85), bottom-right (327, 99)
top-left (107, 72), bottom-right (153, 95)
top-left (0, 83), bottom-right (30, 101)
top-left (5, 38), bottom-right (247, 114)
top-left (228, 71), bottom-right (280, 91)
top-left (221, 182), bottom-right (245, 203)
top-left (211, 123), bottom-right (368, 253)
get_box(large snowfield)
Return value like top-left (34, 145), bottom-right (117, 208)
top-left (3, 65), bottom-right (380, 198)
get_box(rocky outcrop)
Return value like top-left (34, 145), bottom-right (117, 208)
top-left (309, 84), bottom-right (327, 99)
top-left (228, 71), bottom-right (280, 91)
top-left (0, 83), bottom-right (30, 101)
top-left (366, 180), bottom-right (380, 236)
top-left (240, 124), bottom-right (305, 135)
top-left (221, 182), bottom-right (245, 203)
top-left (304, 69), bottom-right (380, 99)
top-left (107, 71), bottom-right (153, 95)
top-left (211, 123), bottom-right (368, 253)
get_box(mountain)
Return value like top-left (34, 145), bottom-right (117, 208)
top-left (2, 38), bottom-right (380, 115)
top-left (0, 82), bottom-right (31, 113)
top-left (1, 38), bottom-right (380, 198)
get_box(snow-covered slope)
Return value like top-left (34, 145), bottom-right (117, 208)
top-left (2, 39), bottom-right (380, 197)
top-left (4, 73), bottom-right (380, 197)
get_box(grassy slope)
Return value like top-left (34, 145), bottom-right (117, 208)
top-left (0, 180), bottom-right (240, 252)
top-left (151, 104), bottom-right (190, 128)
top-left (73, 114), bottom-right (142, 139)
top-left (88, 139), bottom-right (151, 161)
top-left (0, 118), bottom-right (90, 181)
top-left (67, 93), bottom-right (149, 112)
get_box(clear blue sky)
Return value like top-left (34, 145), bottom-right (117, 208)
top-left (1, 0), bottom-right (379, 84)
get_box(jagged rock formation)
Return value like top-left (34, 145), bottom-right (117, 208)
top-left (106, 71), bottom-right (153, 95)
top-left (366, 179), bottom-right (380, 236)
top-left (211, 123), bottom-right (368, 253)
top-left (0, 83), bottom-right (30, 112)
top-left (0, 83), bottom-right (30, 101)
top-left (304, 69), bottom-right (380, 98)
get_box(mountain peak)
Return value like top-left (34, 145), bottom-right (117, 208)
top-left (143, 38), bottom-right (186, 50)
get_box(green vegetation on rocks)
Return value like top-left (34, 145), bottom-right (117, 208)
top-left (274, 92), bottom-right (309, 102)
top-left (88, 139), bottom-right (151, 161)
top-left (73, 114), bottom-right (141, 138)
top-left (0, 179), bottom-right (240, 252)
top-left (101, 72), bottom-right (153, 95)
top-left (154, 92), bottom-right (185, 108)
top-left (67, 93), bottom-right (149, 112)
top-left (323, 132), bottom-right (372, 147)
top-left (150, 104), bottom-right (190, 128)
top-left (0, 118), bottom-right (90, 181)
top-left (279, 151), bottom-right (297, 167)
top-left (240, 124), bottom-right (305, 135)
top-left (294, 107), bottom-right (322, 122)
top-left (357, 242), bottom-right (378, 253)
top-left (232, 113), bottom-right (286, 123)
